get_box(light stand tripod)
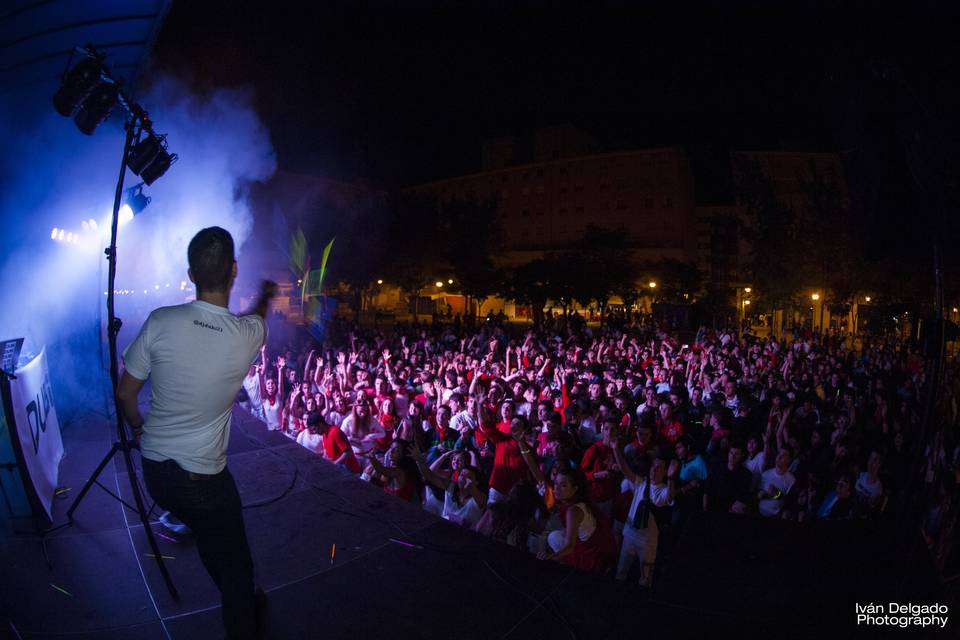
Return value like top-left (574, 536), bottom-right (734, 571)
top-left (45, 46), bottom-right (179, 601)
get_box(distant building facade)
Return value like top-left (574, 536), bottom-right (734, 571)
top-left (406, 126), bottom-right (698, 268)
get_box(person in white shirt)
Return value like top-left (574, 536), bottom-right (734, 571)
top-left (744, 434), bottom-right (768, 490)
top-left (116, 227), bottom-right (273, 640)
top-left (241, 348), bottom-right (267, 421)
top-left (758, 447), bottom-right (796, 518)
top-left (296, 412), bottom-right (324, 454)
top-left (612, 430), bottom-right (677, 586)
top-left (341, 397), bottom-right (385, 468)
top-left (450, 395), bottom-right (480, 435)
top-left (855, 450), bottom-right (884, 512)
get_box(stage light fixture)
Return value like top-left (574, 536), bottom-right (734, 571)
top-left (74, 81), bottom-right (120, 135)
top-left (139, 144), bottom-right (176, 185)
top-left (51, 227), bottom-right (58, 239)
top-left (124, 183), bottom-right (151, 215)
top-left (126, 134), bottom-right (162, 175)
top-left (53, 57), bottom-right (104, 117)
top-left (119, 204), bottom-right (134, 225)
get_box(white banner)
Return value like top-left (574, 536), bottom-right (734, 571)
top-left (9, 348), bottom-right (63, 520)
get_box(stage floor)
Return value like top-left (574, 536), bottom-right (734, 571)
top-left (0, 405), bottom-right (949, 639)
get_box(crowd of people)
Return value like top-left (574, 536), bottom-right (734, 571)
top-left (237, 314), bottom-right (960, 584)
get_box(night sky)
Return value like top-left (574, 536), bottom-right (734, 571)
top-left (151, 3), bottom-right (960, 262)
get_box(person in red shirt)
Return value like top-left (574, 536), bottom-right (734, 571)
top-left (309, 413), bottom-right (361, 474)
top-left (479, 415), bottom-right (538, 504)
top-left (581, 417), bottom-right (622, 513)
top-left (657, 400), bottom-right (684, 444)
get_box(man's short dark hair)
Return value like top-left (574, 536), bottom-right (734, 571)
top-left (188, 226), bottom-right (235, 293)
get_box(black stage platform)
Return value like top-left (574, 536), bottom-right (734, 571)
top-left (1, 406), bottom-right (949, 639)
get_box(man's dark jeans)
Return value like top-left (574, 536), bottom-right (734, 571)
top-left (142, 457), bottom-right (257, 639)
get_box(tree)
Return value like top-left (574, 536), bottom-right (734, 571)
top-left (438, 196), bottom-right (504, 316)
top-left (501, 257), bottom-right (555, 329)
top-left (733, 154), bottom-right (803, 312)
top-left (570, 226), bottom-right (639, 327)
top-left (387, 194), bottom-right (444, 317)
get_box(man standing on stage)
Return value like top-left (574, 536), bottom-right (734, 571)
top-left (116, 226), bottom-right (275, 640)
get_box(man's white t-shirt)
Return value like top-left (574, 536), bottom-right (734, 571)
top-left (758, 467), bottom-right (796, 517)
top-left (624, 478), bottom-right (673, 537)
top-left (296, 430), bottom-right (324, 454)
top-left (122, 300), bottom-right (265, 475)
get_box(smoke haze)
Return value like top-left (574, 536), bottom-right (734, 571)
top-left (0, 74), bottom-right (277, 421)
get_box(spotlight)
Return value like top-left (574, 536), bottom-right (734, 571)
top-left (124, 183), bottom-right (151, 215)
top-left (58, 229), bottom-right (65, 241)
top-left (74, 81), bottom-right (119, 135)
top-left (51, 227), bottom-right (58, 239)
top-left (140, 144), bottom-right (176, 186)
top-left (126, 134), bottom-right (162, 175)
top-left (119, 204), bottom-right (134, 225)
top-left (89, 218), bottom-right (98, 230)
top-left (53, 57), bottom-right (104, 117)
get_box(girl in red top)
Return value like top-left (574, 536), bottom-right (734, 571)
top-left (580, 418), bottom-right (621, 510)
top-left (375, 396), bottom-right (399, 452)
top-left (366, 440), bottom-right (422, 504)
top-left (537, 467), bottom-right (617, 575)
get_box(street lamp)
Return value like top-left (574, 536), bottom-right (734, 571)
top-left (648, 281), bottom-right (657, 289)
top-left (744, 287), bottom-right (752, 294)
top-left (436, 281), bottom-right (444, 288)
top-left (744, 299), bottom-right (751, 306)
top-left (448, 278), bottom-right (454, 284)
top-left (811, 293), bottom-right (820, 301)
top-left (377, 279), bottom-right (383, 285)
top-left (865, 296), bottom-right (871, 303)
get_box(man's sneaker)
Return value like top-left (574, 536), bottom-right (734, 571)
top-left (159, 511), bottom-right (190, 535)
